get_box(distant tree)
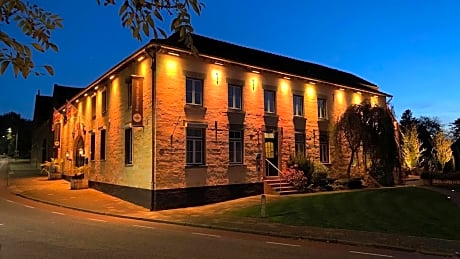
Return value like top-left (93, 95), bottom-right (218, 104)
top-left (401, 123), bottom-right (425, 173)
top-left (433, 131), bottom-right (453, 172)
top-left (399, 109), bottom-right (417, 133)
top-left (1, 0), bottom-right (204, 78)
top-left (449, 118), bottom-right (460, 141)
top-left (0, 112), bottom-right (32, 157)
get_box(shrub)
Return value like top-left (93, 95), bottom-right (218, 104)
top-left (421, 171), bottom-right (460, 181)
top-left (282, 167), bottom-right (308, 191)
top-left (288, 154), bottom-right (314, 184)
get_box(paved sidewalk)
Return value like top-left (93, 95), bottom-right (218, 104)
top-left (5, 160), bottom-right (460, 257)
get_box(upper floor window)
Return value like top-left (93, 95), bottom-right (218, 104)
top-left (91, 95), bottom-right (96, 120)
top-left (186, 77), bottom-right (203, 105)
top-left (317, 98), bottom-right (327, 119)
top-left (264, 90), bottom-right (276, 114)
top-left (228, 84), bottom-right (242, 109)
top-left (127, 81), bottom-right (133, 107)
top-left (90, 132), bottom-right (95, 161)
top-left (293, 95), bottom-right (304, 116)
top-left (101, 89), bottom-right (107, 115)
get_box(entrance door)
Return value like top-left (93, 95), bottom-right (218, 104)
top-left (264, 131), bottom-right (278, 176)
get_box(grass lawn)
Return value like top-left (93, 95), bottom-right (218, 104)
top-left (229, 187), bottom-right (460, 240)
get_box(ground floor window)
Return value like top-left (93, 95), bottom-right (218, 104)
top-left (186, 128), bottom-right (204, 165)
top-left (229, 130), bottom-right (243, 164)
top-left (295, 132), bottom-right (306, 156)
top-left (319, 132), bottom-right (329, 163)
top-left (125, 128), bottom-right (133, 165)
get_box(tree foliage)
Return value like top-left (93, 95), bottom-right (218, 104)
top-left (1, 0), bottom-right (204, 78)
top-left (336, 103), bottom-right (398, 186)
top-left (0, 0), bottom-right (62, 78)
top-left (399, 109), bottom-right (417, 133)
top-left (449, 118), bottom-right (460, 141)
top-left (401, 123), bottom-right (425, 172)
top-left (433, 130), bottom-right (453, 172)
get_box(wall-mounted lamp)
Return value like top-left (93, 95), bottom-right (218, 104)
top-left (78, 148), bottom-right (84, 156)
top-left (84, 93), bottom-right (88, 97)
top-left (251, 70), bottom-right (260, 74)
top-left (65, 151), bottom-right (71, 160)
top-left (167, 51), bottom-right (179, 56)
top-left (356, 91), bottom-right (362, 95)
top-left (109, 74), bottom-right (116, 80)
top-left (283, 76), bottom-right (291, 80)
top-left (339, 88), bottom-right (345, 91)
top-left (75, 99), bottom-right (79, 103)
top-left (309, 81), bottom-right (316, 85)
top-left (214, 61), bottom-right (223, 66)
top-left (62, 108), bottom-right (66, 112)
top-left (137, 55), bottom-right (145, 62)
top-left (94, 86), bottom-right (99, 90)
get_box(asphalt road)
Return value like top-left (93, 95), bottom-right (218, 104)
top-left (0, 158), bottom-right (444, 258)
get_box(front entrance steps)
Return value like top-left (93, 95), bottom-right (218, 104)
top-left (264, 178), bottom-right (299, 195)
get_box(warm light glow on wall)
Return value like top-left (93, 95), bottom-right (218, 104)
top-left (211, 69), bottom-right (221, 85)
top-left (335, 89), bottom-right (344, 105)
top-left (352, 92), bottom-right (362, 104)
top-left (279, 80), bottom-right (289, 95)
top-left (166, 58), bottom-right (178, 76)
top-left (306, 84), bottom-right (316, 99)
top-left (139, 58), bottom-right (148, 76)
top-left (371, 95), bottom-right (379, 106)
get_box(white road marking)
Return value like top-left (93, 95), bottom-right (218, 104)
top-left (52, 212), bottom-right (65, 215)
top-left (88, 218), bottom-right (106, 222)
top-left (266, 241), bottom-right (300, 247)
top-left (132, 225), bottom-right (155, 230)
top-left (23, 205), bottom-right (34, 209)
top-left (349, 251), bottom-right (393, 258)
top-left (5, 199), bottom-right (15, 203)
top-left (192, 232), bottom-right (221, 238)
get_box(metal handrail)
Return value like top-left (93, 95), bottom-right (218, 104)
top-left (265, 159), bottom-right (283, 194)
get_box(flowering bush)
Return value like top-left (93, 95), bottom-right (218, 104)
top-left (282, 167), bottom-right (308, 191)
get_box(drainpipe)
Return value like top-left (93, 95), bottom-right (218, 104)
top-left (147, 47), bottom-right (158, 211)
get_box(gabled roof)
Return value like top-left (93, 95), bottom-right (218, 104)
top-left (154, 33), bottom-right (378, 92)
top-left (32, 94), bottom-right (53, 125)
top-left (52, 84), bottom-right (83, 109)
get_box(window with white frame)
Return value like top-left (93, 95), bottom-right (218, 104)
top-left (317, 98), bottom-right (327, 119)
top-left (228, 84), bottom-right (242, 109)
top-left (293, 95), bottom-right (304, 116)
top-left (319, 132), bottom-right (329, 163)
top-left (186, 128), bottom-right (204, 165)
top-left (295, 132), bottom-right (306, 156)
top-left (186, 77), bottom-right (203, 105)
top-left (264, 90), bottom-right (276, 113)
top-left (229, 130), bottom-right (243, 163)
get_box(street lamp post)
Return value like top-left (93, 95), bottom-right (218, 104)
top-left (7, 128), bottom-right (18, 158)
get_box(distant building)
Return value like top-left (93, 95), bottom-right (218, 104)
top-left (51, 33), bottom-right (391, 210)
top-left (31, 85), bottom-right (82, 166)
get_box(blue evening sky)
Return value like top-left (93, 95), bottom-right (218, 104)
top-left (1, 0), bottom-right (459, 126)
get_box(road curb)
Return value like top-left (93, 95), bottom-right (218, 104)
top-left (12, 191), bottom-right (456, 257)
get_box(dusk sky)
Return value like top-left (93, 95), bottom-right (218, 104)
top-left (1, 0), bottom-right (460, 126)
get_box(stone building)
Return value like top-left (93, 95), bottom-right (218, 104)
top-left (52, 33), bottom-right (391, 210)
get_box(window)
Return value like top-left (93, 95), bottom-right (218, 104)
top-left (100, 129), bottom-right (106, 160)
top-left (295, 132), bottom-right (306, 156)
top-left (229, 130), bottom-right (243, 164)
top-left (228, 84), bottom-right (242, 109)
top-left (264, 90), bottom-right (276, 113)
top-left (91, 95), bottom-right (96, 120)
top-left (127, 82), bottom-right (132, 107)
top-left (317, 98), bottom-right (327, 119)
top-left (293, 95), bottom-right (304, 116)
top-left (186, 77), bottom-right (203, 105)
top-left (125, 128), bottom-right (133, 165)
top-left (90, 132), bottom-right (95, 161)
top-left (101, 89), bottom-right (107, 115)
top-left (319, 132), bottom-right (329, 163)
top-left (186, 128), bottom-right (204, 165)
